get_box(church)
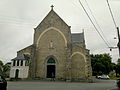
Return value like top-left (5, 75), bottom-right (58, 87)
top-left (10, 6), bottom-right (92, 81)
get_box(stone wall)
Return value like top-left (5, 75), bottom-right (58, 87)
top-left (34, 29), bottom-right (69, 79)
top-left (71, 43), bottom-right (92, 79)
top-left (31, 10), bottom-right (72, 79)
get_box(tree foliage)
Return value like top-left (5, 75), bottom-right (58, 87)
top-left (91, 53), bottom-right (114, 76)
top-left (0, 60), bottom-right (3, 66)
top-left (117, 58), bottom-right (120, 64)
top-left (3, 65), bottom-right (10, 72)
top-left (0, 60), bottom-right (10, 74)
top-left (115, 58), bottom-right (120, 76)
top-left (116, 64), bottom-right (120, 75)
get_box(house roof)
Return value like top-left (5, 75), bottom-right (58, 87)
top-left (71, 33), bottom-right (85, 43)
top-left (12, 54), bottom-right (29, 61)
top-left (17, 45), bottom-right (33, 53)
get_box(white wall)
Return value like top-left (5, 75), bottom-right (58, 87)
top-left (10, 66), bottom-right (29, 78)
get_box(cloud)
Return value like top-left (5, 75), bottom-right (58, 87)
top-left (0, 0), bottom-right (119, 64)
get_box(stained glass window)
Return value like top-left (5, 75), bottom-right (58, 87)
top-left (47, 58), bottom-right (55, 63)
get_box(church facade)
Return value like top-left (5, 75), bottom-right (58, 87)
top-left (10, 7), bottom-right (92, 81)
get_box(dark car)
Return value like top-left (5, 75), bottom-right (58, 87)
top-left (117, 79), bottom-right (120, 89)
top-left (0, 75), bottom-right (7, 90)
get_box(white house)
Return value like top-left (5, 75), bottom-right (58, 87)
top-left (10, 54), bottom-right (29, 79)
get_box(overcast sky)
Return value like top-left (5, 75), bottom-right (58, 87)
top-left (0, 0), bottom-right (120, 64)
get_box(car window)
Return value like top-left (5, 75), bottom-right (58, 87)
top-left (0, 76), bottom-right (5, 82)
top-left (0, 76), bottom-right (3, 82)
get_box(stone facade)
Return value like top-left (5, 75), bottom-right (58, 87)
top-left (11, 7), bottom-right (92, 81)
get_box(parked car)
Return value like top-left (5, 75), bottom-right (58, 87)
top-left (117, 79), bottom-right (120, 89)
top-left (97, 74), bottom-right (110, 79)
top-left (0, 75), bottom-right (7, 90)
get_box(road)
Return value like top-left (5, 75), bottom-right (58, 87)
top-left (7, 80), bottom-right (119, 90)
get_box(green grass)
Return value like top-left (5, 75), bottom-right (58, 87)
top-left (110, 76), bottom-right (120, 80)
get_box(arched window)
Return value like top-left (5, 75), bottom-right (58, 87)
top-left (47, 58), bottom-right (55, 64)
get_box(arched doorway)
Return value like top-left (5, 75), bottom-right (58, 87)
top-left (15, 69), bottom-right (19, 79)
top-left (46, 57), bottom-right (56, 78)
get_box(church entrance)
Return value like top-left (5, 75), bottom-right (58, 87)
top-left (46, 57), bottom-right (56, 78)
top-left (15, 69), bottom-right (19, 79)
top-left (47, 65), bottom-right (55, 78)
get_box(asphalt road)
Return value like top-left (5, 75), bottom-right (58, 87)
top-left (7, 80), bottom-right (119, 90)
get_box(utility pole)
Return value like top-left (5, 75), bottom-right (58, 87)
top-left (117, 27), bottom-right (120, 56)
top-left (109, 27), bottom-right (120, 56)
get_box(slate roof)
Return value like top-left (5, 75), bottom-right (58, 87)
top-left (12, 54), bottom-right (30, 61)
top-left (71, 33), bottom-right (85, 43)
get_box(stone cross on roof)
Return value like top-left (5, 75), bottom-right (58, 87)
top-left (51, 5), bottom-right (54, 10)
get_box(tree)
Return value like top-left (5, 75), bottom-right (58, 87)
top-left (115, 58), bottom-right (120, 77)
top-left (117, 58), bottom-right (120, 64)
top-left (91, 53), bottom-right (113, 76)
top-left (3, 65), bottom-right (10, 72)
top-left (116, 64), bottom-right (120, 76)
top-left (0, 60), bottom-right (11, 77)
top-left (0, 60), bottom-right (3, 66)
top-left (0, 60), bottom-right (4, 75)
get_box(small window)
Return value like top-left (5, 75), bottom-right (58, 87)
top-left (0, 76), bottom-right (5, 82)
top-left (17, 60), bottom-right (19, 66)
top-left (13, 60), bottom-right (16, 66)
top-left (21, 60), bottom-right (23, 66)
top-left (25, 60), bottom-right (29, 66)
top-left (25, 61), bottom-right (27, 66)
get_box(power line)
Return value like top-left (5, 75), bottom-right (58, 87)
top-left (0, 16), bottom-right (35, 25)
top-left (84, 0), bottom-right (111, 46)
top-left (0, 14), bottom-right (35, 22)
top-left (106, 0), bottom-right (120, 55)
top-left (0, 20), bottom-right (35, 28)
top-left (0, 20), bottom-right (33, 25)
top-left (0, 21), bottom-right (35, 27)
top-left (106, 0), bottom-right (117, 28)
top-left (78, 0), bottom-right (110, 47)
top-left (0, 14), bottom-right (38, 27)
top-left (0, 16), bottom-right (36, 27)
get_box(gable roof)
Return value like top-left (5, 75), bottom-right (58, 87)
top-left (71, 33), bottom-right (85, 43)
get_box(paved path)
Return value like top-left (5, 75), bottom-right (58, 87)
top-left (7, 80), bottom-right (119, 90)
